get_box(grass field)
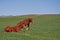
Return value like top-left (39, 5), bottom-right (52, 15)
top-left (0, 14), bottom-right (60, 40)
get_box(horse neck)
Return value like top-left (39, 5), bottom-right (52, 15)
top-left (16, 24), bottom-right (23, 28)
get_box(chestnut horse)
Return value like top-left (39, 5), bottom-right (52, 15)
top-left (4, 18), bottom-right (33, 32)
top-left (4, 26), bottom-right (16, 32)
top-left (4, 26), bottom-right (22, 32)
top-left (4, 21), bottom-right (24, 32)
top-left (23, 18), bottom-right (33, 30)
top-left (17, 18), bottom-right (33, 30)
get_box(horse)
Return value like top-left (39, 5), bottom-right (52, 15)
top-left (4, 18), bottom-right (34, 32)
top-left (4, 21), bottom-right (25, 32)
top-left (17, 18), bottom-right (34, 30)
top-left (23, 18), bottom-right (33, 30)
top-left (4, 26), bottom-right (16, 32)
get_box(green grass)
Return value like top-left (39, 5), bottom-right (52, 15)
top-left (0, 14), bottom-right (60, 40)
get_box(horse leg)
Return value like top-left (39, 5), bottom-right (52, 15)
top-left (26, 24), bottom-right (30, 30)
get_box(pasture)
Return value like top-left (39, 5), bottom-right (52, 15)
top-left (0, 14), bottom-right (60, 40)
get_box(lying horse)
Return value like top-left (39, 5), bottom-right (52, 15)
top-left (4, 26), bottom-right (22, 32)
top-left (4, 21), bottom-right (25, 32)
top-left (4, 26), bottom-right (16, 32)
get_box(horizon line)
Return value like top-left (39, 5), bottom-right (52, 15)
top-left (0, 13), bottom-right (60, 16)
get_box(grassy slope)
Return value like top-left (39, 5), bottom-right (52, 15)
top-left (0, 14), bottom-right (60, 40)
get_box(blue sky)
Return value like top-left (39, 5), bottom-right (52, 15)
top-left (0, 0), bottom-right (60, 16)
